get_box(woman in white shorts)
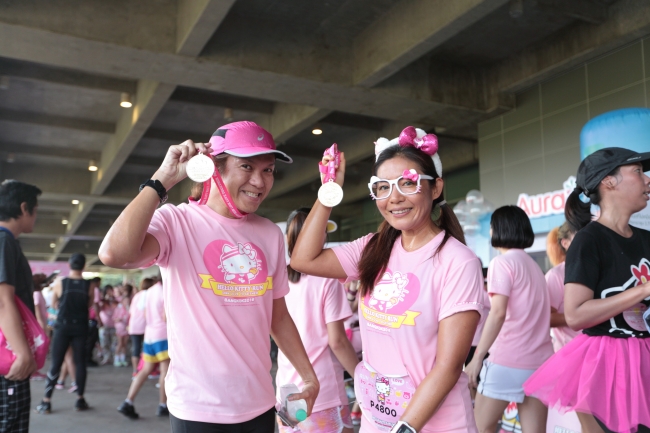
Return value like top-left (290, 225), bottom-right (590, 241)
top-left (465, 205), bottom-right (553, 433)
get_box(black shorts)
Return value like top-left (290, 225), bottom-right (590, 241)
top-left (130, 334), bottom-right (144, 358)
top-left (170, 407), bottom-right (275, 433)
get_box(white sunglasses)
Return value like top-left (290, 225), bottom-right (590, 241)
top-left (368, 173), bottom-right (434, 200)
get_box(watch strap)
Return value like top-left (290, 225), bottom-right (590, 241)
top-left (139, 179), bottom-right (168, 204)
top-left (392, 421), bottom-right (416, 433)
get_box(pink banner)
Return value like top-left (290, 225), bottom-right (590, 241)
top-left (29, 261), bottom-right (70, 277)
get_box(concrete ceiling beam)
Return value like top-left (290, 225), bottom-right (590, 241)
top-left (47, 0), bottom-right (235, 261)
top-left (21, 233), bottom-right (104, 242)
top-left (496, 0), bottom-right (650, 93)
top-left (0, 58), bottom-right (137, 94)
top-left (0, 23), bottom-right (488, 126)
top-left (0, 142), bottom-right (99, 161)
top-left (169, 87), bottom-right (274, 113)
top-left (353, 0), bottom-right (510, 87)
top-left (0, 108), bottom-right (114, 133)
top-left (267, 122), bottom-right (409, 200)
top-left (39, 192), bottom-right (132, 206)
top-left (258, 104), bottom-right (332, 144)
top-left (538, 0), bottom-right (607, 24)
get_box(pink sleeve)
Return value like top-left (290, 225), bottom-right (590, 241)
top-left (439, 254), bottom-right (485, 321)
top-left (322, 279), bottom-right (353, 324)
top-left (487, 256), bottom-right (513, 297)
top-left (94, 287), bottom-right (101, 304)
top-left (33, 292), bottom-right (41, 305)
top-left (147, 205), bottom-right (174, 268)
top-left (331, 234), bottom-right (373, 282)
top-left (546, 268), bottom-right (563, 310)
top-left (272, 228), bottom-right (290, 299)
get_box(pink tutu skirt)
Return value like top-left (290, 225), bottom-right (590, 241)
top-left (524, 334), bottom-right (650, 433)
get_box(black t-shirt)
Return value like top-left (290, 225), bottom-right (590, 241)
top-left (565, 222), bottom-right (650, 338)
top-left (0, 229), bottom-right (34, 315)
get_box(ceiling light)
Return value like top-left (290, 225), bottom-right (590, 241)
top-left (88, 160), bottom-right (98, 171)
top-left (312, 127), bottom-right (323, 135)
top-left (120, 92), bottom-right (133, 108)
top-left (62, 219), bottom-right (69, 225)
top-left (50, 243), bottom-right (56, 248)
top-left (0, 76), bottom-right (8, 90)
top-left (71, 199), bottom-right (79, 205)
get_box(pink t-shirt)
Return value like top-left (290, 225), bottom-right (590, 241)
top-left (33, 291), bottom-right (48, 330)
top-left (113, 303), bottom-right (130, 337)
top-left (487, 249), bottom-right (554, 369)
top-left (144, 282), bottom-right (166, 342)
top-left (472, 289), bottom-right (491, 347)
top-left (99, 303), bottom-right (115, 328)
top-left (276, 274), bottom-right (352, 413)
top-left (88, 287), bottom-right (101, 320)
top-left (147, 202), bottom-right (289, 424)
top-left (546, 262), bottom-right (580, 352)
top-left (128, 290), bottom-right (147, 335)
top-left (333, 232), bottom-right (484, 433)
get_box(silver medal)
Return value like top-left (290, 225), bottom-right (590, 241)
top-left (318, 181), bottom-right (343, 207)
top-left (186, 154), bottom-right (214, 183)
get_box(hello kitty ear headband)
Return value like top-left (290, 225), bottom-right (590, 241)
top-left (374, 126), bottom-right (443, 177)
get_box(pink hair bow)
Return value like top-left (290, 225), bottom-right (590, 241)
top-left (402, 169), bottom-right (419, 182)
top-left (398, 126), bottom-right (438, 155)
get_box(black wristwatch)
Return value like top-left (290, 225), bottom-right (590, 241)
top-left (139, 179), bottom-right (168, 204)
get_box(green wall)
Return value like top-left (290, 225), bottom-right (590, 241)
top-left (478, 38), bottom-right (650, 207)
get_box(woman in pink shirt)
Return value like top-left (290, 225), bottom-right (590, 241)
top-left (128, 278), bottom-right (153, 376)
top-left (113, 292), bottom-right (130, 368)
top-left (546, 222), bottom-right (580, 353)
top-left (99, 121), bottom-right (318, 432)
top-left (465, 206), bottom-right (553, 433)
top-left (276, 208), bottom-right (360, 433)
top-left (291, 126), bottom-right (485, 433)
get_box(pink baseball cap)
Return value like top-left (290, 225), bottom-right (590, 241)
top-left (208, 121), bottom-right (292, 163)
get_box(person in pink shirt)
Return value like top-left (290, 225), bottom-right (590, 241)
top-left (99, 286), bottom-right (116, 365)
top-left (465, 206), bottom-right (553, 433)
top-left (276, 208), bottom-right (360, 433)
top-left (113, 291), bottom-right (130, 368)
top-left (291, 126), bottom-right (485, 433)
top-left (118, 280), bottom-right (169, 418)
top-left (128, 278), bottom-right (153, 376)
top-left (546, 223), bottom-right (580, 353)
top-left (99, 121), bottom-right (318, 432)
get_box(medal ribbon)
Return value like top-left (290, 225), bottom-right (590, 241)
top-left (198, 167), bottom-right (247, 219)
top-left (319, 143), bottom-right (340, 184)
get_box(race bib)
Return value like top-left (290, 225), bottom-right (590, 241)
top-left (354, 362), bottom-right (416, 432)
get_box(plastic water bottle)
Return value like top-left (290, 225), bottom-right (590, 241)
top-left (279, 384), bottom-right (308, 422)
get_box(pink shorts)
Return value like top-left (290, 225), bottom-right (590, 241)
top-left (278, 405), bottom-right (352, 433)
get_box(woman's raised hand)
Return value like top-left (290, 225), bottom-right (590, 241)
top-left (320, 151), bottom-right (346, 188)
top-left (153, 140), bottom-right (212, 190)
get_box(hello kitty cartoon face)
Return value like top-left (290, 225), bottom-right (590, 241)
top-left (218, 242), bottom-right (262, 283)
top-left (375, 377), bottom-right (390, 402)
top-left (369, 272), bottom-right (409, 312)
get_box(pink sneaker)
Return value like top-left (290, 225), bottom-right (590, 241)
top-left (55, 382), bottom-right (65, 390)
top-left (68, 383), bottom-right (78, 393)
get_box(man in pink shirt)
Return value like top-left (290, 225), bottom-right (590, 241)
top-left (100, 121), bottom-right (318, 432)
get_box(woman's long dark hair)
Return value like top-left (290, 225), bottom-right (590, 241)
top-left (286, 208), bottom-right (312, 283)
top-left (565, 167), bottom-right (620, 233)
top-left (357, 146), bottom-right (465, 298)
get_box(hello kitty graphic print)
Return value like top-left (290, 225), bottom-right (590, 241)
top-left (198, 240), bottom-right (272, 303)
top-left (360, 269), bottom-right (421, 329)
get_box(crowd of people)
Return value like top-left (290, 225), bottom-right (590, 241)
top-left (0, 120), bottom-right (649, 433)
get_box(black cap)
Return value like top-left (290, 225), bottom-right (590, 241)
top-left (576, 147), bottom-right (650, 196)
top-left (68, 253), bottom-right (86, 270)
